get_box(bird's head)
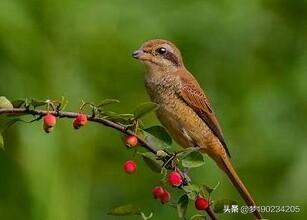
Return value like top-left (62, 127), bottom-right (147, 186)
top-left (132, 39), bottom-right (184, 72)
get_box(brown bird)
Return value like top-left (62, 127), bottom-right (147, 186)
top-left (133, 39), bottom-right (262, 219)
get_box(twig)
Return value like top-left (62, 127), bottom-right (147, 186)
top-left (0, 108), bottom-right (157, 154)
top-left (0, 107), bottom-right (219, 220)
top-left (206, 207), bottom-right (218, 220)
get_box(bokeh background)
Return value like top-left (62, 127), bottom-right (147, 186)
top-left (0, 0), bottom-right (306, 219)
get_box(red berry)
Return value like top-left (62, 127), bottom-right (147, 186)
top-left (152, 186), bottom-right (165, 199)
top-left (123, 160), bottom-right (137, 174)
top-left (44, 113), bottom-right (56, 126)
top-left (73, 114), bottom-right (88, 129)
top-left (195, 196), bottom-right (209, 210)
top-left (43, 113), bottom-right (57, 133)
top-left (125, 135), bottom-right (138, 147)
top-left (168, 171), bottom-right (182, 187)
top-left (159, 190), bottom-right (171, 204)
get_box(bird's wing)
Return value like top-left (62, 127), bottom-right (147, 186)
top-left (177, 71), bottom-right (231, 157)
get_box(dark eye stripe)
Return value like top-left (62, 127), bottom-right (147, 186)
top-left (163, 51), bottom-right (180, 66)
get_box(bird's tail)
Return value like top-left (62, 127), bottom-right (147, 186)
top-left (218, 155), bottom-right (263, 220)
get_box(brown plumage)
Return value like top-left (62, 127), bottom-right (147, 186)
top-left (133, 39), bottom-right (263, 219)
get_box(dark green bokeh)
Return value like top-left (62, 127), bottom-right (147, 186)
top-left (0, 0), bottom-right (306, 219)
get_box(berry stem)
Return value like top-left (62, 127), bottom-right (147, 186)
top-left (206, 207), bottom-right (218, 220)
top-left (0, 107), bottom-right (219, 220)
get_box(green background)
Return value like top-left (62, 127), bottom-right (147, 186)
top-left (0, 0), bottom-right (306, 219)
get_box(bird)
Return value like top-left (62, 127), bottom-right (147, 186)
top-left (132, 39), bottom-right (263, 219)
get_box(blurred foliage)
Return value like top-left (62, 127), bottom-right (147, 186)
top-left (0, 0), bottom-right (306, 219)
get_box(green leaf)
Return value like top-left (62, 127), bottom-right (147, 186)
top-left (0, 96), bottom-right (13, 109)
top-left (156, 150), bottom-right (168, 158)
top-left (118, 113), bottom-right (135, 119)
top-left (0, 117), bottom-right (23, 132)
top-left (213, 199), bottom-right (237, 213)
top-left (186, 191), bottom-right (197, 200)
top-left (144, 126), bottom-right (172, 145)
top-left (101, 111), bottom-right (134, 121)
top-left (59, 96), bottom-right (68, 111)
top-left (98, 99), bottom-right (120, 107)
top-left (108, 204), bottom-right (141, 216)
top-left (202, 182), bottom-right (220, 195)
top-left (182, 184), bottom-right (201, 193)
top-left (203, 185), bottom-right (214, 195)
top-left (101, 111), bottom-right (119, 117)
top-left (140, 212), bottom-right (153, 220)
top-left (11, 99), bottom-right (26, 108)
top-left (0, 133), bottom-right (4, 150)
top-left (182, 151), bottom-right (205, 168)
top-left (133, 102), bottom-right (159, 119)
top-left (137, 129), bottom-right (172, 151)
top-left (177, 194), bottom-right (189, 218)
top-left (30, 99), bottom-right (47, 108)
top-left (176, 147), bottom-right (200, 158)
top-left (183, 185), bottom-right (200, 200)
top-left (141, 152), bottom-right (162, 173)
top-left (190, 214), bottom-right (207, 220)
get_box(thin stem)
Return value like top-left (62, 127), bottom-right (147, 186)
top-left (206, 207), bottom-right (218, 220)
top-left (0, 108), bottom-right (157, 154)
top-left (0, 107), bottom-right (219, 220)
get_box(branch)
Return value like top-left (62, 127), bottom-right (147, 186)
top-left (0, 108), bottom-right (158, 154)
top-left (0, 107), bottom-right (218, 220)
top-left (206, 207), bottom-right (218, 220)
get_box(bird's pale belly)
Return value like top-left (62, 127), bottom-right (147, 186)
top-left (154, 95), bottom-right (214, 151)
top-left (145, 77), bottom-right (222, 155)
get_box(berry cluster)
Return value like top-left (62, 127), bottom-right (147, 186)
top-left (121, 137), bottom-right (210, 211)
top-left (122, 135), bottom-right (139, 174)
top-left (42, 113), bottom-right (211, 214)
top-left (42, 113), bottom-right (88, 133)
top-left (152, 186), bottom-right (171, 204)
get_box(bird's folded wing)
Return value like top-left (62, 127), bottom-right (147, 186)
top-left (177, 72), bottom-right (231, 157)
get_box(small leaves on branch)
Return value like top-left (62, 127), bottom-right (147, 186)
top-left (177, 194), bottom-right (189, 218)
top-left (97, 99), bottom-right (120, 107)
top-left (144, 125), bottom-right (172, 145)
top-left (0, 96), bottom-right (229, 220)
top-left (141, 152), bottom-right (163, 173)
top-left (107, 204), bottom-right (153, 220)
top-left (0, 96), bottom-right (13, 109)
top-left (133, 102), bottom-right (159, 119)
top-left (182, 151), bottom-right (205, 168)
top-left (108, 204), bottom-right (141, 216)
top-left (137, 128), bottom-right (171, 151)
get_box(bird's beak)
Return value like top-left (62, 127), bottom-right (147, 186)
top-left (132, 49), bottom-right (144, 59)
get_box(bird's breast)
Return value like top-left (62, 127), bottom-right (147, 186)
top-left (144, 75), bottom-right (178, 105)
top-left (144, 75), bottom-right (212, 149)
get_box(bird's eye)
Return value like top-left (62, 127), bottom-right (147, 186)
top-left (156, 47), bottom-right (167, 55)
